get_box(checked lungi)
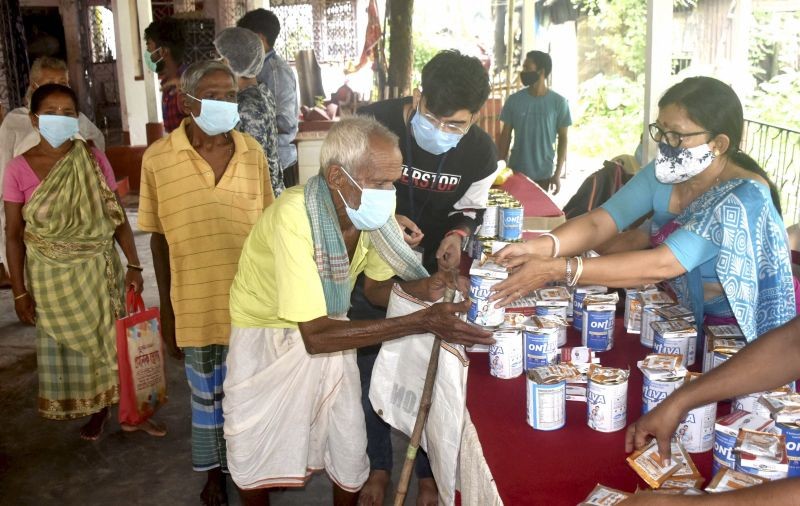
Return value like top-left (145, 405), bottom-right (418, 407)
top-left (184, 345), bottom-right (228, 472)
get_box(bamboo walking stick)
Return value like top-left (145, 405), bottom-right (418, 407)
top-left (394, 276), bottom-right (458, 506)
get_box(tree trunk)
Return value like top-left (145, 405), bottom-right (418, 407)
top-left (388, 0), bottom-right (414, 97)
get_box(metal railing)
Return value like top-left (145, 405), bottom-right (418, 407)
top-left (742, 119), bottom-right (800, 226)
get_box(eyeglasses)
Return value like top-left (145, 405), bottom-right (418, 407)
top-left (418, 102), bottom-right (473, 136)
top-left (648, 123), bottom-right (711, 148)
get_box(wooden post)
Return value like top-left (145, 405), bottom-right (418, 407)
top-left (388, 0), bottom-right (414, 96)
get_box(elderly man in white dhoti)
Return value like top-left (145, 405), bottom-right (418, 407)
top-left (223, 116), bottom-right (493, 505)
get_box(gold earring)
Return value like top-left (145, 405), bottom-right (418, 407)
top-left (713, 149), bottom-right (719, 156)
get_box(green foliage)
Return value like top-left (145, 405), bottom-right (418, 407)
top-left (574, 0), bottom-right (647, 77)
top-left (572, 73), bottom-right (644, 159)
top-left (411, 32), bottom-right (439, 89)
top-left (746, 72), bottom-right (800, 131)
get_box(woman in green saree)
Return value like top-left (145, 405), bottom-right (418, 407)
top-left (3, 84), bottom-right (157, 440)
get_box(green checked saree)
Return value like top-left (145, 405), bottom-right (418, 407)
top-left (23, 142), bottom-right (125, 420)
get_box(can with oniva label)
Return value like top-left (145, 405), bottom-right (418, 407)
top-left (641, 371), bottom-right (684, 415)
top-left (488, 328), bottom-right (523, 379)
top-left (677, 373), bottom-right (716, 453)
top-left (534, 287), bottom-right (570, 347)
top-left (587, 366), bottom-right (629, 433)
top-left (581, 293), bottom-right (619, 352)
top-left (638, 291), bottom-right (675, 347)
top-left (778, 423), bottom-right (800, 477)
top-left (651, 319), bottom-right (696, 368)
top-left (573, 285), bottom-right (607, 332)
top-left (654, 305), bottom-right (696, 366)
top-left (523, 315), bottom-right (564, 369)
top-left (526, 367), bottom-right (566, 431)
top-left (467, 259), bottom-right (508, 328)
top-left (499, 202), bottom-right (524, 241)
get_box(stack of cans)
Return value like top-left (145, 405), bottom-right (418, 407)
top-left (638, 291), bottom-right (676, 347)
top-left (478, 190), bottom-right (525, 242)
top-left (702, 324), bottom-right (746, 373)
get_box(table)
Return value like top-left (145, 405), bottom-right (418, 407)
top-left (463, 318), bottom-right (715, 505)
top-left (499, 173), bottom-right (566, 231)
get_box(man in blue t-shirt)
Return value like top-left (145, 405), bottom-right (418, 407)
top-left (498, 50), bottom-right (572, 194)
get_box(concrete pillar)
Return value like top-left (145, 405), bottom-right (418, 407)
top-left (134, 0), bottom-right (164, 144)
top-left (642, 0), bottom-right (673, 163)
top-left (246, 0), bottom-right (268, 9)
top-left (111, 0), bottom-right (148, 145)
top-left (521, 0), bottom-right (535, 58)
top-left (730, 0), bottom-right (752, 98)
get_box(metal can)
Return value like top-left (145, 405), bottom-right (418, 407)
top-left (480, 202), bottom-right (499, 239)
top-left (624, 289), bottom-right (642, 333)
top-left (535, 304), bottom-right (568, 347)
top-left (573, 286), bottom-right (606, 332)
top-left (581, 295), bottom-right (617, 352)
top-left (523, 318), bottom-right (561, 370)
top-left (651, 319), bottom-right (695, 367)
top-left (638, 291), bottom-right (676, 347)
top-left (713, 410), bottom-right (776, 476)
top-left (642, 373), bottom-right (683, 415)
top-left (488, 329), bottom-right (523, 379)
top-left (498, 204), bottom-right (524, 241)
top-left (526, 373), bottom-right (566, 431)
top-left (778, 423), bottom-right (800, 477)
top-left (587, 368), bottom-right (628, 433)
top-left (468, 275), bottom-right (504, 328)
top-left (677, 403), bottom-right (717, 453)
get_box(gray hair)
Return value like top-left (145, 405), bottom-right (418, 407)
top-left (27, 57), bottom-right (69, 105)
top-left (319, 116), bottom-right (399, 177)
top-left (180, 60), bottom-right (236, 96)
top-left (30, 56), bottom-right (68, 81)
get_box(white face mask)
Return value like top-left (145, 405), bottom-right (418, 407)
top-left (654, 142), bottom-right (716, 184)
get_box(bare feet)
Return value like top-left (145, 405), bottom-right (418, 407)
top-left (120, 418), bottom-right (167, 437)
top-left (80, 407), bottom-right (109, 441)
top-left (416, 477), bottom-right (438, 506)
top-left (201, 467), bottom-right (228, 506)
top-left (238, 486), bottom-right (270, 506)
top-left (358, 469), bottom-right (390, 506)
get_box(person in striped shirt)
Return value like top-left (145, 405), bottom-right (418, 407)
top-left (138, 60), bottom-right (274, 506)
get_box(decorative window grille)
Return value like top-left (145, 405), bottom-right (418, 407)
top-left (88, 5), bottom-right (116, 63)
top-left (271, 0), bottom-right (358, 63)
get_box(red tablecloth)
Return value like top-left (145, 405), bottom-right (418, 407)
top-left (465, 318), bottom-right (715, 505)
top-left (499, 173), bottom-right (564, 218)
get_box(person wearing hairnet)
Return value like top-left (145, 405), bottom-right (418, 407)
top-left (215, 27), bottom-right (284, 197)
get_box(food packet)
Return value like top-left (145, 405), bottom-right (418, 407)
top-left (759, 392), bottom-right (800, 424)
top-left (626, 439), bottom-right (682, 488)
top-left (578, 484), bottom-right (632, 505)
top-left (705, 467), bottom-right (768, 493)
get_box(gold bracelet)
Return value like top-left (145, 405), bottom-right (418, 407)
top-left (14, 292), bottom-right (29, 300)
top-left (126, 264), bottom-right (144, 272)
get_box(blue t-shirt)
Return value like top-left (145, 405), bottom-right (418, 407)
top-left (601, 162), bottom-right (734, 316)
top-left (500, 89), bottom-right (572, 180)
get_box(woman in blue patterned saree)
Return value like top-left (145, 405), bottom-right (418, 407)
top-left (491, 76), bottom-right (796, 344)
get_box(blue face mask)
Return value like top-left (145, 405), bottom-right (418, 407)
top-left (410, 110), bottom-right (464, 155)
top-left (36, 114), bottom-right (79, 148)
top-left (337, 168), bottom-right (396, 230)
top-left (187, 94), bottom-right (240, 136)
top-left (144, 47), bottom-right (162, 73)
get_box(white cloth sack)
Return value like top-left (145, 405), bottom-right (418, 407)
top-left (369, 284), bottom-right (469, 506)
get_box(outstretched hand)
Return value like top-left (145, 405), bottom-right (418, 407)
top-left (490, 254), bottom-right (556, 307)
top-left (423, 300), bottom-right (494, 347)
top-left (624, 400), bottom-right (685, 465)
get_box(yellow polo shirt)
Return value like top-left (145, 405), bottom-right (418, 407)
top-left (138, 119), bottom-right (274, 347)
top-left (229, 185), bottom-right (395, 328)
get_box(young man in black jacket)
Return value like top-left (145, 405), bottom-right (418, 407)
top-left (353, 49), bottom-right (498, 505)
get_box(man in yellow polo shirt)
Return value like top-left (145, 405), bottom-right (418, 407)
top-left (223, 117), bottom-right (492, 505)
top-left (138, 60), bottom-right (274, 506)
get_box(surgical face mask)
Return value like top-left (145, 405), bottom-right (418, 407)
top-left (337, 168), bottom-right (396, 230)
top-left (520, 70), bottom-right (540, 87)
top-left (410, 110), bottom-right (464, 155)
top-left (186, 94), bottom-right (240, 136)
top-left (36, 114), bottom-right (79, 148)
top-left (144, 47), bottom-right (162, 73)
top-left (654, 142), bottom-right (716, 184)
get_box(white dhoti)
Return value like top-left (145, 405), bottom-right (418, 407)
top-left (223, 326), bottom-right (369, 491)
